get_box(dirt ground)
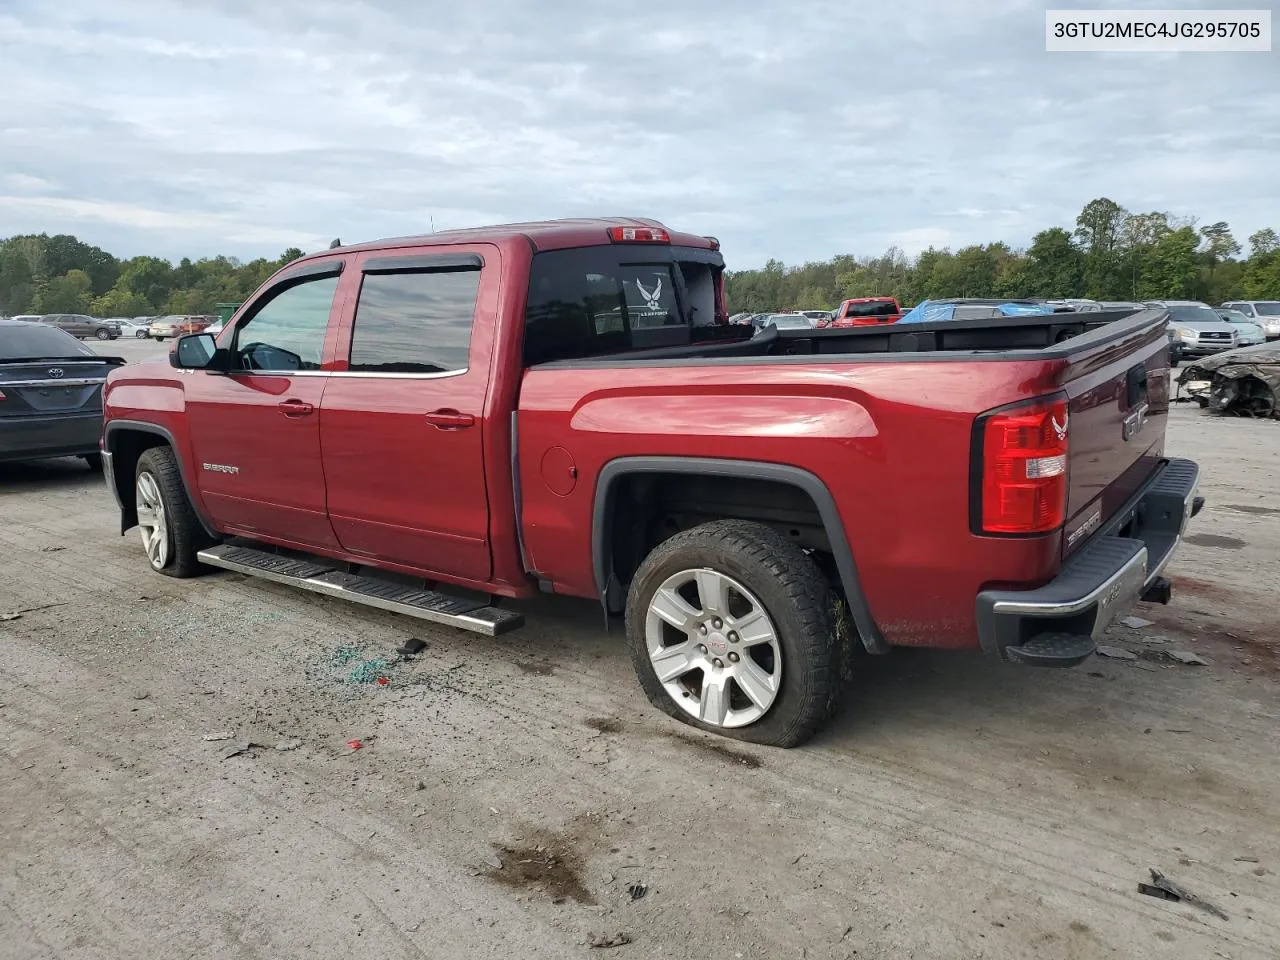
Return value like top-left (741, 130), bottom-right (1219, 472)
top-left (2, 342), bottom-right (1278, 959)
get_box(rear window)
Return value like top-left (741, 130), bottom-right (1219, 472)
top-left (840, 300), bottom-right (898, 318)
top-left (1256, 303), bottom-right (1280, 316)
top-left (0, 323), bottom-right (95, 360)
top-left (523, 246), bottom-right (724, 365)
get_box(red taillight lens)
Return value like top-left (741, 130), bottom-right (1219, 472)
top-left (977, 395), bottom-right (1069, 535)
top-left (608, 226), bottom-right (670, 243)
top-left (0, 389), bottom-right (6, 400)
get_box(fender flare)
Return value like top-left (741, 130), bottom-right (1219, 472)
top-left (103, 420), bottom-right (219, 539)
top-left (591, 456), bottom-right (889, 654)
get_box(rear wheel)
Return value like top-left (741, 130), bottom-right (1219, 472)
top-left (625, 519), bottom-right (847, 748)
top-left (135, 329), bottom-right (148, 338)
top-left (135, 447), bottom-right (210, 577)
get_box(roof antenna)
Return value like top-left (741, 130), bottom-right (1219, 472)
top-left (429, 215), bottom-right (436, 233)
top-left (329, 238), bottom-right (341, 249)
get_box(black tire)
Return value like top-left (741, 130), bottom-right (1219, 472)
top-left (625, 519), bottom-right (846, 748)
top-left (135, 329), bottom-right (148, 338)
top-left (135, 446), bottom-right (211, 578)
top-left (82, 453), bottom-right (103, 472)
top-left (94, 328), bottom-right (112, 340)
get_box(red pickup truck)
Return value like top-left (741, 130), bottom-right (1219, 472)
top-left (101, 218), bottom-right (1202, 747)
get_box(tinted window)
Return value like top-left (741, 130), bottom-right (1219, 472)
top-left (1256, 303), bottom-right (1280, 316)
top-left (233, 274), bottom-right (338, 371)
top-left (524, 246), bottom-right (723, 365)
top-left (0, 323), bottom-right (94, 359)
top-left (349, 269), bottom-right (480, 373)
top-left (841, 300), bottom-right (898, 318)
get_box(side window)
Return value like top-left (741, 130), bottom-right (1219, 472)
top-left (232, 274), bottom-right (338, 372)
top-left (348, 268), bottom-right (480, 374)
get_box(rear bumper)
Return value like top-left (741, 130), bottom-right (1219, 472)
top-left (976, 457), bottom-right (1201, 666)
top-left (0, 414), bottom-right (103, 463)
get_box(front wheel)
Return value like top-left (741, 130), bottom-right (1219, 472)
top-left (135, 329), bottom-right (148, 338)
top-left (94, 328), bottom-right (112, 340)
top-left (625, 519), bottom-right (847, 748)
top-left (135, 447), bottom-right (211, 577)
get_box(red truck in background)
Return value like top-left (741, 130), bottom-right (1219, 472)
top-left (100, 218), bottom-right (1203, 747)
top-left (820, 296), bottom-right (903, 327)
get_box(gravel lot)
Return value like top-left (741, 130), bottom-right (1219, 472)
top-left (2, 339), bottom-right (1278, 959)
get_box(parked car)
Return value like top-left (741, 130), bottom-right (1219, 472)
top-left (9, 314), bottom-right (43, 324)
top-left (760, 312), bottom-right (818, 329)
top-left (1220, 301), bottom-right (1280, 340)
top-left (178, 316), bottom-right (217, 335)
top-left (100, 216), bottom-right (1201, 747)
top-left (107, 317), bottom-right (151, 340)
top-left (822, 297), bottom-right (902, 327)
top-left (897, 299), bottom-right (1057, 323)
top-left (40, 313), bottom-right (118, 341)
top-left (1097, 302), bottom-right (1147, 312)
top-left (798, 310), bottom-right (830, 323)
top-left (0, 319), bottom-right (124, 469)
top-left (147, 315), bottom-right (187, 340)
top-left (1163, 303), bottom-right (1239, 365)
top-left (1215, 309), bottom-right (1266, 347)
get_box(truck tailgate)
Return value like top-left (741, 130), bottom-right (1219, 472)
top-left (1059, 314), bottom-right (1169, 556)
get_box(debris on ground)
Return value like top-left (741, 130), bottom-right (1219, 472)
top-left (132, 690), bottom-right (150, 701)
top-left (1168, 650), bottom-right (1212, 666)
top-left (202, 731), bottom-right (235, 742)
top-left (627, 882), bottom-right (647, 901)
top-left (274, 738), bottom-right (303, 751)
top-left (589, 932), bottom-right (632, 949)
top-left (1138, 868), bottom-right (1229, 921)
top-left (220, 740), bottom-right (268, 761)
top-left (1142, 635), bottom-right (1172, 645)
top-left (40, 545), bottom-right (66, 552)
top-left (1121, 616), bottom-right (1154, 629)
top-left (1096, 645), bottom-right (1138, 662)
top-left (1234, 856), bottom-right (1260, 863)
top-left (396, 637), bottom-right (428, 657)
top-left (0, 601), bottom-right (69, 622)
top-left (346, 739), bottom-right (365, 751)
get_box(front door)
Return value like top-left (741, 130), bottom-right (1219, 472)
top-left (184, 266), bottom-right (343, 550)
top-left (319, 248), bottom-right (495, 581)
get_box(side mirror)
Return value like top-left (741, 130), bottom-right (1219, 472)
top-left (171, 333), bottom-right (226, 371)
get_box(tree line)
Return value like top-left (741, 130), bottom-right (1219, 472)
top-left (3, 198), bottom-right (1279, 319)
top-left (725, 198), bottom-right (1280, 313)
top-left (0, 233), bottom-right (307, 317)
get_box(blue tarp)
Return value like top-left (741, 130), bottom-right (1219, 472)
top-left (897, 300), bottom-right (1057, 323)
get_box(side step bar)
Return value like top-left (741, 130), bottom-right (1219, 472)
top-left (197, 544), bottom-right (524, 636)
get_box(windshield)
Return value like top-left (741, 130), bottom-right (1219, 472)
top-left (1168, 305), bottom-right (1221, 323)
top-left (0, 323), bottom-right (96, 360)
top-left (1255, 302), bottom-right (1280, 316)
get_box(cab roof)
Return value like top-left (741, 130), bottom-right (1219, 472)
top-left (302, 217), bottom-right (718, 261)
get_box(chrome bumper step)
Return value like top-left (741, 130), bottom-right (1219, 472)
top-left (197, 544), bottom-right (524, 636)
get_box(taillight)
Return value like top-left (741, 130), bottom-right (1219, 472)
top-left (974, 395), bottom-right (1069, 535)
top-left (608, 226), bottom-right (670, 243)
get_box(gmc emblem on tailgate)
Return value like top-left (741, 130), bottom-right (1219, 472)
top-left (1122, 401), bottom-right (1149, 441)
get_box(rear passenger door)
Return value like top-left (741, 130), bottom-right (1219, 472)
top-left (319, 247), bottom-right (497, 582)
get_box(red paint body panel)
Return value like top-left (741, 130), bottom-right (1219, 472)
top-left (824, 297), bottom-right (903, 327)
top-left (102, 217), bottom-right (1169, 653)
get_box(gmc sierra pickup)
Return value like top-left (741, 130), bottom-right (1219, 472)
top-left (101, 217), bottom-right (1203, 747)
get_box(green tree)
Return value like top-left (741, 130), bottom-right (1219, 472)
top-left (92, 287), bottom-right (153, 317)
top-left (33, 269), bottom-right (94, 313)
top-left (1138, 226), bottom-right (1200, 300)
top-left (1023, 228), bottom-right (1084, 297)
top-left (1247, 228), bottom-right (1278, 257)
top-left (1074, 197), bottom-right (1127, 298)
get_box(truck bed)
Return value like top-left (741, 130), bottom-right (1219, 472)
top-left (530, 308), bottom-right (1163, 366)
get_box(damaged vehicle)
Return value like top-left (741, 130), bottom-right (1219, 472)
top-left (1179, 342), bottom-right (1280, 418)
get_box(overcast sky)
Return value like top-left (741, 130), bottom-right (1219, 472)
top-left (1, 0), bottom-right (1275, 268)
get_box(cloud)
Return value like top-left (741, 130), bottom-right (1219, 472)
top-left (0, 0), bottom-right (1274, 267)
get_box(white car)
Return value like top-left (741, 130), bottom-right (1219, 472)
top-left (147, 315), bottom-right (184, 340)
top-left (110, 318), bottom-right (150, 338)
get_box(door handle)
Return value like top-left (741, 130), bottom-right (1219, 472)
top-left (278, 399), bottom-right (314, 417)
top-left (424, 409), bottom-right (475, 429)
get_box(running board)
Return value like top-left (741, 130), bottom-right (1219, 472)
top-left (196, 544), bottom-right (524, 636)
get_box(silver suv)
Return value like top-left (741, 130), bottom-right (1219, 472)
top-left (1220, 301), bottom-right (1280, 340)
top-left (1152, 302), bottom-right (1238, 365)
